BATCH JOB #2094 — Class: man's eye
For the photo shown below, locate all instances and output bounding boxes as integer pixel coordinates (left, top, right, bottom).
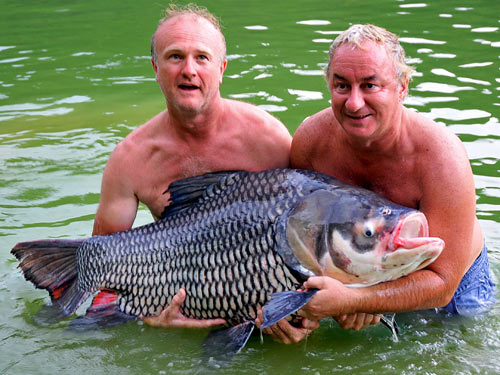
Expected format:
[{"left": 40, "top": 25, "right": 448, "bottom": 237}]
[
  {"left": 199, "top": 55, "right": 208, "bottom": 60},
  {"left": 365, "top": 83, "right": 376, "bottom": 89}
]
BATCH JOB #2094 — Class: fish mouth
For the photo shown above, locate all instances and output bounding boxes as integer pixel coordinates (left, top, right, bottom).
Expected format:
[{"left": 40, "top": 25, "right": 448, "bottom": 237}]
[
  {"left": 384, "top": 211, "right": 445, "bottom": 271},
  {"left": 388, "top": 212, "right": 430, "bottom": 251}
]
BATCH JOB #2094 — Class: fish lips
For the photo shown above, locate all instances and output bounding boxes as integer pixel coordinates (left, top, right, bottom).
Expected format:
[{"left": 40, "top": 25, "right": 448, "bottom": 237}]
[
  {"left": 388, "top": 212, "right": 429, "bottom": 250},
  {"left": 384, "top": 211, "right": 445, "bottom": 271}
]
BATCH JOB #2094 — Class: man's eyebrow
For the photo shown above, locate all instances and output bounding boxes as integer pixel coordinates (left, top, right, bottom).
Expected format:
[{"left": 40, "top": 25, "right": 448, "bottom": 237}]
[
  {"left": 163, "top": 46, "right": 213, "bottom": 56},
  {"left": 333, "top": 73, "right": 378, "bottom": 81}
]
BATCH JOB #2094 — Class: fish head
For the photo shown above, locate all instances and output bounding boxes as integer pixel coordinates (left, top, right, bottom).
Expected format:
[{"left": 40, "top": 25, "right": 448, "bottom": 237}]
[{"left": 281, "top": 188, "right": 445, "bottom": 285}]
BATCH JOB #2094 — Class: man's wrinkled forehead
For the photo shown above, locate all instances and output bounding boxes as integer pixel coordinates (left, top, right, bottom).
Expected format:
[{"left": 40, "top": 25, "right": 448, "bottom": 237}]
[
  {"left": 157, "top": 14, "right": 225, "bottom": 56},
  {"left": 332, "top": 41, "right": 394, "bottom": 72}
]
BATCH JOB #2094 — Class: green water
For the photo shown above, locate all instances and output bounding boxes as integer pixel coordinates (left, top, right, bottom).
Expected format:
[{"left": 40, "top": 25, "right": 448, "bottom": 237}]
[{"left": 1, "top": 0, "right": 499, "bottom": 374}]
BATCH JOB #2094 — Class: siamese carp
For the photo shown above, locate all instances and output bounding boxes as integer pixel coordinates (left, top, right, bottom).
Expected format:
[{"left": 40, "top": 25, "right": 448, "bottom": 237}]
[{"left": 11, "top": 169, "right": 444, "bottom": 355}]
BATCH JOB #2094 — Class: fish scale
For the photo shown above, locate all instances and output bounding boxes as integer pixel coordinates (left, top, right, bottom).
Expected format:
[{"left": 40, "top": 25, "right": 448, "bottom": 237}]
[{"left": 72, "top": 170, "right": 303, "bottom": 325}]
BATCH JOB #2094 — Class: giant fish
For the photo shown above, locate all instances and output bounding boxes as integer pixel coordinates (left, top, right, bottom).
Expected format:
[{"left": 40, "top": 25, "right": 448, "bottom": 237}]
[{"left": 11, "top": 169, "right": 444, "bottom": 356}]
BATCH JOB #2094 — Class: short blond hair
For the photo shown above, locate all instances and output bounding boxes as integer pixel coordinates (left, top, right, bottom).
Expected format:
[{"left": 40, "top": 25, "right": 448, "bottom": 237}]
[
  {"left": 151, "top": 3, "right": 226, "bottom": 63},
  {"left": 325, "top": 24, "right": 414, "bottom": 85}
]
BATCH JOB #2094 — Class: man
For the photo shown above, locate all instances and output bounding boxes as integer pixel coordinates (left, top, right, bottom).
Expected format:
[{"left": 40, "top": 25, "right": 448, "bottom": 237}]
[
  {"left": 92, "top": 4, "right": 318, "bottom": 340},
  {"left": 289, "top": 24, "right": 496, "bottom": 323}
]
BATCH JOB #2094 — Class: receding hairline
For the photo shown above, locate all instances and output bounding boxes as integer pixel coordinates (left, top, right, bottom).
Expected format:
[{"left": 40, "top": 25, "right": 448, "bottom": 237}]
[
  {"left": 324, "top": 24, "right": 415, "bottom": 86},
  {"left": 151, "top": 4, "right": 227, "bottom": 63}
]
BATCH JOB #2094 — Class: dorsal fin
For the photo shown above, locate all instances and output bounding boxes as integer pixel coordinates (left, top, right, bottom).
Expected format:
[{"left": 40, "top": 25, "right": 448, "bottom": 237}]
[{"left": 161, "top": 171, "right": 244, "bottom": 219}]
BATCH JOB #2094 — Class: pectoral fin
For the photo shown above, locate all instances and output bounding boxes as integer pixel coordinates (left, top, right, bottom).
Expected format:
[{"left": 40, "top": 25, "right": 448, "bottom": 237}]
[
  {"left": 202, "top": 321, "right": 255, "bottom": 361},
  {"left": 261, "top": 289, "right": 318, "bottom": 329}
]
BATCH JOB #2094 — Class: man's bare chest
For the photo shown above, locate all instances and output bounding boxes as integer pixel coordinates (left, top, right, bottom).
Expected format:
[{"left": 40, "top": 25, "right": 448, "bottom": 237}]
[{"left": 314, "top": 159, "right": 421, "bottom": 209}]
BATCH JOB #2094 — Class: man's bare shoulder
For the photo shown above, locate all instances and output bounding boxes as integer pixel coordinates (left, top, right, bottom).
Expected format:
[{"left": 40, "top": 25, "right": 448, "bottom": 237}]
[
  {"left": 222, "top": 99, "right": 291, "bottom": 142},
  {"left": 405, "top": 109, "right": 473, "bottom": 191},
  {"left": 221, "top": 99, "right": 292, "bottom": 168},
  {"left": 407, "top": 109, "right": 468, "bottom": 163},
  {"left": 296, "top": 108, "right": 335, "bottom": 138},
  {"left": 291, "top": 108, "right": 336, "bottom": 169},
  {"left": 224, "top": 98, "right": 288, "bottom": 130},
  {"left": 106, "top": 112, "right": 166, "bottom": 170}
]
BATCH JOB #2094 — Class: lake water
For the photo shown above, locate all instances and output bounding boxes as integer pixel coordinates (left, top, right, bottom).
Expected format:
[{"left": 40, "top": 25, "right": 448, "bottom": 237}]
[{"left": 1, "top": 0, "right": 499, "bottom": 374}]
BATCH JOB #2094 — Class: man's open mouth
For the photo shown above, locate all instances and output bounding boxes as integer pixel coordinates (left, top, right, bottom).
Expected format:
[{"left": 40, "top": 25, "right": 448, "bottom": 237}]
[{"left": 179, "top": 84, "right": 199, "bottom": 91}]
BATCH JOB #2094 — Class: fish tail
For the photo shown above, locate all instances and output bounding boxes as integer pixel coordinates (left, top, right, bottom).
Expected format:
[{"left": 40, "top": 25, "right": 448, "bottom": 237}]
[{"left": 11, "top": 239, "right": 91, "bottom": 318}]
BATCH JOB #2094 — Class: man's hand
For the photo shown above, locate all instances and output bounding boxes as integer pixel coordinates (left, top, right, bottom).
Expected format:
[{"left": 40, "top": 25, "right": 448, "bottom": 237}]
[
  {"left": 142, "top": 289, "right": 226, "bottom": 328},
  {"left": 298, "top": 277, "right": 381, "bottom": 331},
  {"left": 297, "top": 276, "right": 353, "bottom": 320},
  {"left": 334, "top": 313, "right": 381, "bottom": 330},
  {"left": 255, "top": 308, "right": 320, "bottom": 344}
]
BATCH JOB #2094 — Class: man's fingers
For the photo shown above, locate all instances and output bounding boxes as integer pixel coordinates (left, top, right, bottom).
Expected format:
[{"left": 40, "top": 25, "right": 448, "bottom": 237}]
[
  {"left": 335, "top": 313, "right": 381, "bottom": 330},
  {"left": 255, "top": 308, "right": 264, "bottom": 328},
  {"left": 175, "top": 317, "right": 226, "bottom": 329},
  {"left": 141, "top": 288, "right": 226, "bottom": 328},
  {"left": 302, "top": 318, "right": 320, "bottom": 331},
  {"left": 169, "top": 289, "right": 186, "bottom": 309},
  {"left": 259, "top": 317, "right": 318, "bottom": 344},
  {"left": 142, "top": 314, "right": 163, "bottom": 327}
]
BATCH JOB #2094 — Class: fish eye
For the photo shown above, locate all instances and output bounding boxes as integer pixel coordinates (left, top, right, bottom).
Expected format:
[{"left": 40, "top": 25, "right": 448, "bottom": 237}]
[
  {"left": 363, "top": 223, "right": 375, "bottom": 238},
  {"left": 382, "top": 208, "right": 391, "bottom": 215}
]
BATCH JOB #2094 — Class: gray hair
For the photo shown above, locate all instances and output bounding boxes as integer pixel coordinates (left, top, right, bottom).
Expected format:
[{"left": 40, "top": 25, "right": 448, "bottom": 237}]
[
  {"left": 150, "top": 3, "right": 226, "bottom": 64},
  {"left": 325, "top": 24, "right": 414, "bottom": 85}
]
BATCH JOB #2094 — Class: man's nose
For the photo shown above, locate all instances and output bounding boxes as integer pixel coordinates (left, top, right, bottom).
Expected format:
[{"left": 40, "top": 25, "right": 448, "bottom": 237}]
[
  {"left": 345, "top": 87, "right": 364, "bottom": 112},
  {"left": 181, "top": 56, "right": 197, "bottom": 77}
]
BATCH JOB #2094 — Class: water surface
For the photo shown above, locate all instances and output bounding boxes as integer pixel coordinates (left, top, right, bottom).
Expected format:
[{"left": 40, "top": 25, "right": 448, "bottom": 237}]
[{"left": 1, "top": 1, "right": 499, "bottom": 374}]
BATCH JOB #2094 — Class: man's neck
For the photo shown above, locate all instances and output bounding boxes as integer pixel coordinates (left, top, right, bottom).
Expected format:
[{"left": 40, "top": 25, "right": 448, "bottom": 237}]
[{"left": 167, "top": 98, "right": 226, "bottom": 143}]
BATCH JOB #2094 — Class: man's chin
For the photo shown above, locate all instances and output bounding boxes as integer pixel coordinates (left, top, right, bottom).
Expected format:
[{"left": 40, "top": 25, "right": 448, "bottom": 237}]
[{"left": 170, "top": 100, "right": 204, "bottom": 114}]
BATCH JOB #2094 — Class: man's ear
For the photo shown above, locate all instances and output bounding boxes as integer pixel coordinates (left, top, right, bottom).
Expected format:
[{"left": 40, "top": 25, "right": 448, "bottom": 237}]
[
  {"left": 152, "top": 59, "right": 159, "bottom": 81},
  {"left": 219, "top": 59, "right": 227, "bottom": 84},
  {"left": 399, "top": 77, "right": 409, "bottom": 100}
]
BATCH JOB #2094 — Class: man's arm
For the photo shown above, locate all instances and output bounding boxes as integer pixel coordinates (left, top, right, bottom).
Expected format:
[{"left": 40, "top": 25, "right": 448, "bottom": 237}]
[{"left": 92, "top": 142, "right": 139, "bottom": 236}]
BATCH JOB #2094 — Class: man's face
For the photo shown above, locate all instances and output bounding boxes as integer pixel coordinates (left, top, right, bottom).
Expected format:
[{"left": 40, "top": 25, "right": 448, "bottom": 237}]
[
  {"left": 328, "top": 40, "right": 407, "bottom": 141},
  {"left": 152, "top": 15, "right": 227, "bottom": 116}
]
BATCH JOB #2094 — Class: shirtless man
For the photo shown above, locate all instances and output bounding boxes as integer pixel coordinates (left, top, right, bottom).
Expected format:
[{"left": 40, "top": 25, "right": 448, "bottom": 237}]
[
  {"left": 290, "top": 24, "right": 496, "bottom": 322},
  {"left": 92, "top": 4, "right": 318, "bottom": 340}
]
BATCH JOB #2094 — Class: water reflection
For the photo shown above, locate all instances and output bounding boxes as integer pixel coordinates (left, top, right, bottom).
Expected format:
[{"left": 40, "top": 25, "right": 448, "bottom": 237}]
[
  {"left": 0, "top": 1, "right": 499, "bottom": 374},
  {"left": 0, "top": 96, "right": 93, "bottom": 121},
  {"left": 288, "top": 89, "right": 323, "bottom": 101},
  {"left": 413, "top": 82, "right": 475, "bottom": 93}
]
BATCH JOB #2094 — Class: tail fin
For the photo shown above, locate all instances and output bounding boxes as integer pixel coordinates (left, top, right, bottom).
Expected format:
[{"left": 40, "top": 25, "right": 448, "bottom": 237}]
[{"left": 11, "top": 239, "right": 91, "bottom": 318}]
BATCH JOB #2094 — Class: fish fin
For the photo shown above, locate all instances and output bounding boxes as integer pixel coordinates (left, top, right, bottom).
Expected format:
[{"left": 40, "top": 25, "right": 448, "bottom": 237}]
[
  {"left": 202, "top": 321, "right": 255, "bottom": 361},
  {"left": 261, "top": 289, "right": 318, "bottom": 329},
  {"left": 11, "top": 239, "right": 91, "bottom": 318},
  {"left": 380, "top": 314, "right": 400, "bottom": 342},
  {"left": 70, "top": 290, "right": 137, "bottom": 330},
  {"left": 161, "top": 171, "right": 245, "bottom": 218}
]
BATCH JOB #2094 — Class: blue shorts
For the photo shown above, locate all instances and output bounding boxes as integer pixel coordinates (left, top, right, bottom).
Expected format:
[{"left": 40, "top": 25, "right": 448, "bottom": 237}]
[{"left": 442, "top": 244, "right": 497, "bottom": 316}]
